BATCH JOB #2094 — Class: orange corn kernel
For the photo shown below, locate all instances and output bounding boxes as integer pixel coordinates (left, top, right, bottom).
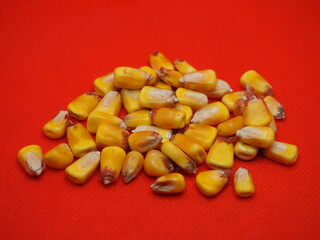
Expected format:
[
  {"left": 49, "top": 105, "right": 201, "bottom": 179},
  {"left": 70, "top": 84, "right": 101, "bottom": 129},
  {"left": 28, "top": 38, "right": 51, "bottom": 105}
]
[
  {"left": 144, "top": 150, "right": 174, "bottom": 177},
  {"left": 128, "top": 131, "right": 162, "bottom": 153},
  {"left": 151, "top": 107, "right": 186, "bottom": 129}
]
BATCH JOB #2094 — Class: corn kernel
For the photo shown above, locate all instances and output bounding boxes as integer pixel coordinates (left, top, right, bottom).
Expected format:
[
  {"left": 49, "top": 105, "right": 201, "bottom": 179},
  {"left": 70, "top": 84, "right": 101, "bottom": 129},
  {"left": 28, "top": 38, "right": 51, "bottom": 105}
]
[
  {"left": 132, "top": 125, "right": 172, "bottom": 142},
  {"left": 263, "top": 95, "right": 285, "bottom": 119},
  {"left": 156, "top": 67, "right": 183, "bottom": 88},
  {"left": 243, "top": 99, "right": 272, "bottom": 126},
  {"left": 217, "top": 116, "right": 244, "bottom": 136},
  {"left": 87, "top": 111, "right": 126, "bottom": 134},
  {"left": 100, "top": 146, "right": 126, "bottom": 185},
  {"left": 240, "top": 70, "right": 273, "bottom": 96},
  {"left": 234, "top": 168, "right": 255, "bottom": 197},
  {"left": 201, "top": 79, "right": 233, "bottom": 99},
  {"left": 65, "top": 151, "right": 100, "bottom": 185},
  {"left": 44, "top": 143, "right": 74, "bottom": 169},
  {"left": 122, "top": 151, "right": 144, "bottom": 183},
  {"left": 191, "top": 102, "right": 230, "bottom": 125},
  {"left": 67, "top": 123, "right": 97, "bottom": 158},
  {"left": 139, "top": 86, "right": 178, "bottom": 108},
  {"left": 93, "top": 91, "right": 121, "bottom": 116},
  {"left": 183, "top": 124, "right": 217, "bottom": 150},
  {"left": 179, "top": 69, "right": 217, "bottom": 92},
  {"left": 43, "top": 110, "right": 69, "bottom": 139},
  {"left": 93, "top": 72, "right": 118, "bottom": 97},
  {"left": 151, "top": 107, "right": 186, "bottom": 129},
  {"left": 67, "top": 91, "right": 99, "bottom": 120},
  {"left": 221, "top": 91, "right": 246, "bottom": 112},
  {"left": 123, "top": 110, "right": 152, "bottom": 128},
  {"left": 128, "top": 131, "right": 162, "bottom": 153},
  {"left": 154, "top": 81, "right": 172, "bottom": 91},
  {"left": 175, "top": 87, "right": 208, "bottom": 110},
  {"left": 120, "top": 89, "right": 142, "bottom": 114},
  {"left": 234, "top": 141, "right": 258, "bottom": 161},
  {"left": 139, "top": 66, "right": 158, "bottom": 85},
  {"left": 173, "top": 104, "right": 193, "bottom": 124},
  {"left": 196, "top": 170, "right": 228, "bottom": 197},
  {"left": 236, "top": 126, "right": 275, "bottom": 148},
  {"left": 161, "top": 141, "right": 197, "bottom": 174},
  {"left": 174, "top": 59, "right": 197, "bottom": 74},
  {"left": 268, "top": 116, "right": 277, "bottom": 132},
  {"left": 263, "top": 141, "right": 298, "bottom": 165},
  {"left": 114, "top": 66, "right": 154, "bottom": 89},
  {"left": 144, "top": 150, "right": 174, "bottom": 177},
  {"left": 206, "top": 137, "right": 234, "bottom": 169},
  {"left": 17, "top": 145, "right": 45, "bottom": 177},
  {"left": 149, "top": 51, "right": 174, "bottom": 70},
  {"left": 151, "top": 173, "right": 185, "bottom": 194}
]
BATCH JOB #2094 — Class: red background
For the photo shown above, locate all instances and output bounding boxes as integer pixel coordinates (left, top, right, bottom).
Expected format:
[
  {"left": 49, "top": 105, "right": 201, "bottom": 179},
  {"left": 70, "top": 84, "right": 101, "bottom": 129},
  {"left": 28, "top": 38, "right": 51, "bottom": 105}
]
[{"left": 1, "top": 0, "right": 320, "bottom": 239}]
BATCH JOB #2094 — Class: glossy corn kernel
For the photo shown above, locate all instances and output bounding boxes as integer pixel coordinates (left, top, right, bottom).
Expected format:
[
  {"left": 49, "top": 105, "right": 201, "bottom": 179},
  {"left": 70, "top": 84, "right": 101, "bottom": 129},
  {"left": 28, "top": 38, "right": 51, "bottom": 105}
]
[
  {"left": 43, "top": 110, "right": 69, "bottom": 139},
  {"left": 174, "top": 59, "right": 197, "bottom": 74},
  {"left": 151, "top": 173, "right": 185, "bottom": 194},
  {"left": 128, "top": 131, "right": 162, "bottom": 153},
  {"left": 236, "top": 126, "right": 275, "bottom": 148},
  {"left": 175, "top": 87, "right": 208, "bottom": 110},
  {"left": 268, "top": 116, "right": 277, "bottom": 132},
  {"left": 206, "top": 137, "right": 234, "bottom": 169},
  {"left": 17, "top": 145, "right": 45, "bottom": 177},
  {"left": 263, "top": 95, "right": 285, "bottom": 119},
  {"left": 144, "top": 150, "right": 174, "bottom": 177},
  {"left": 154, "top": 81, "right": 172, "bottom": 91},
  {"left": 234, "top": 168, "right": 255, "bottom": 197},
  {"left": 191, "top": 102, "right": 230, "bottom": 125},
  {"left": 132, "top": 126, "right": 172, "bottom": 142},
  {"left": 100, "top": 146, "right": 126, "bottom": 185},
  {"left": 93, "top": 72, "right": 118, "bottom": 96},
  {"left": 139, "top": 66, "right": 158, "bottom": 85},
  {"left": 179, "top": 69, "right": 217, "bottom": 92},
  {"left": 122, "top": 151, "right": 144, "bottom": 183},
  {"left": 139, "top": 86, "right": 178, "bottom": 108},
  {"left": 67, "top": 123, "right": 97, "bottom": 158},
  {"left": 263, "top": 141, "right": 298, "bottom": 165},
  {"left": 44, "top": 143, "right": 74, "bottom": 169},
  {"left": 149, "top": 51, "right": 174, "bottom": 70},
  {"left": 221, "top": 91, "right": 246, "bottom": 112},
  {"left": 217, "top": 116, "right": 244, "bottom": 136},
  {"left": 87, "top": 111, "right": 126, "bottom": 134},
  {"left": 93, "top": 91, "right": 121, "bottom": 116},
  {"left": 171, "top": 133, "right": 207, "bottom": 165},
  {"left": 173, "top": 104, "right": 193, "bottom": 124},
  {"left": 65, "top": 151, "right": 100, "bottom": 185},
  {"left": 183, "top": 124, "right": 217, "bottom": 150},
  {"left": 123, "top": 110, "right": 152, "bottom": 128},
  {"left": 234, "top": 141, "right": 258, "bottom": 161},
  {"left": 96, "top": 122, "right": 130, "bottom": 150},
  {"left": 201, "top": 79, "right": 233, "bottom": 99},
  {"left": 243, "top": 99, "right": 272, "bottom": 126},
  {"left": 114, "top": 66, "right": 154, "bottom": 89},
  {"left": 196, "top": 170, "right": 228, "bottom": 197},
  {"left": 151, "top": 107, "right": 186, "bottom": 129},
  {"left": 156, "top": 68, "right": 182, "bottom": 88},
  {"left": 240, "top": 70, "right": 273, "bottom": 96},
  {"left": 232, "top": 88, "right": 257, "bottom": 116},
  {"left": 67, "top": 92, "right": 99, "bottom": 120},
  {"left": 120, "top": 89, "right": 142, "bottom": 114},
  {"left": 161, "top": 141, "right": 197, "bottom": 174}
]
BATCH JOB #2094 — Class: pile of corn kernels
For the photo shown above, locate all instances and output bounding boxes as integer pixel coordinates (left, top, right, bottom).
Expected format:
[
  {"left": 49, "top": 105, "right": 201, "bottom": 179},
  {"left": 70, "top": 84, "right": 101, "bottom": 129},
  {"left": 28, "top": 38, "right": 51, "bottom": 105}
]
[{"left": 17, "top": 51, "right": 298, "bottom": 197}]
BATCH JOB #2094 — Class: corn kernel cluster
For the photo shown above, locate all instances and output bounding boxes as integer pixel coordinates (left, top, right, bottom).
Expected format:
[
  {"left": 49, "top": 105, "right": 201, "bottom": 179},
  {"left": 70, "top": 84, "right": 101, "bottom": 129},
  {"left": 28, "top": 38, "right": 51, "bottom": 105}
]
[{"left": 18, "top": 51, "right": 298, "bottom": 198}]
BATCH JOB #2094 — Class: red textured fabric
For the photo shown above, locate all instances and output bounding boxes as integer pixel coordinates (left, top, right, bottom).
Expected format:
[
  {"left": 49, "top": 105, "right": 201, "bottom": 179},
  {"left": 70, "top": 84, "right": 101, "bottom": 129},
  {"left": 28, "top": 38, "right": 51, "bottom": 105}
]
[{"left": 1, "top": 0, "right": 320, "bottom": 239}]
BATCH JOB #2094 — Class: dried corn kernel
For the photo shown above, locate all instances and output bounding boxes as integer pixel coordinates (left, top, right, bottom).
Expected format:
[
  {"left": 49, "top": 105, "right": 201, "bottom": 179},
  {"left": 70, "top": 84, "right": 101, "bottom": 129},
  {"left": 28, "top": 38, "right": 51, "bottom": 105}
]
[
  {"left": 175, "top": 87, "right": 208, "bottom": 110},
  {"left": 151, "top": 173, "right": 185, "bottom": 194},
  {"left": 65, "top": 151, "right": 100, "bottom": 185},
  {"left": 156, "top": 68, "right": 183, "bottom": 88},
  {"left": 201, "top": 79, "right": 233, "bottom": 99},
  {"left": 243, "top": 99, "right": 272, "bottom": 126},
  {"left": 123, "top": 110, "right": 152, "bottom": 128},
  {"left": 132, "top": 125, "right": 172, "bottom": 142},
  {"left": 217, "top": 116, "right": 244, "bottom": 136},
  {"left": 122, "top": 151, "right": 144, "bottom": 183},
  {"left": 268, "top": 116, "right": 277, "bottom": 132},
  {"left": 87, "top": 111, "right": 126, "bottom": 134},
  {"left": 206, "top": 137, "right": 234, "bottom": 169},
  {"left": 139, "top": 86, "right": 178, "bottom": 108},
  {"left": 240, "top": 70, "right": 273, "bottom": 96},
  {"left": 44, "top": 143, "right": 74, "bottom": 169},
  {"left": 128, "top": 131, "right": 162, "bottom": 153},
  {"left": 139, "top": 66, "right": 158, "bottom": 85},
  {"left": 67, "top": 92, "right": 99, "bottom": 120},
  {"left": 144, "top": 150, "right": 174, "bottom": 177},
  {"left": 174, "top": 59, "right": 197, "bottom": 74},
  {"left": 120, "top": 89, "right": 142, "bottom": 113},
  {"left": 196, "top": 170, "right": 228, "bottom": 197},
  {"left": 234, "top": 141, "right": 258, "bottom": 161},
  {"left": 43, "top": 110, "right": 69, "bottom": 139},
  {"left": 93, "top": 91, "right": 121, "bottom": 116},
  {"left": 263, "top": 95, "right": 285, "bottom": 119},
  {"left": 179, "top": 69, "right": 217, "bottom": 92},
  {"left": 154, "top": 81, "right": 172, "bottom": 91},
  {"left": 183, "top": 124, "right": 217, "bottom": 150},
  {"left": 173, "top": 104, "right": 193, "bottom": 124},
  {"left": 236, "top": 126, "right": 274, "bottom": 148},
  {"left": 93, "top": 72, "right": 118, "bottom": 97},
  {"left": 234, "top": 168, "right": 255, "bottom": 197},
  {"left": 221, "top": 91, "right": 246, "bottom": 112},
  {"left": 18, "top": 145, "right": 45, "bottom": 177},
  {"left": 151, "top": 107, "right": 186, "bottom": 129},
  {"left": 114, "top": 66, "right": 154, "bottom": 89},
  {"left": 191, "top": 102, "right": 230, "bottom": 125},
  {"left": 150, "top": 51, "right": 174, "bottom": 70},
  {"left": 263, "top": 141, "right": 298, "bottom": 165}
]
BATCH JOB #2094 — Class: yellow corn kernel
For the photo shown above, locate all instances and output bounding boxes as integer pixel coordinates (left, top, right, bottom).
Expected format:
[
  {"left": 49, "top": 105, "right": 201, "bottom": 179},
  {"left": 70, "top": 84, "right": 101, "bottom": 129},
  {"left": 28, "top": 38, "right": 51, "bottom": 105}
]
[
  {"left": 43, "top": 110, "right": 69, "bottom": 139},
  {"left": 171, "top": 133, "right": 207, "bottom": 165},
  {"left": 234, "top": 141, "right": 258, "bottom": 161},
  {"left": 217, "top": 116, "right": 244, "bottom": 137},
  {"left": 67, "top": 123, "right": 97, "bottom": 158},
  {"left": 100, "top": 146, "right": 126, "bottom": 185},
  {"left": 132, "top": 125, "right": 172, "bottom": 142},
  {"left": 161, "top": 141, "right": 197, "bottom": 174},
  {"left": 154, "top": 81, "right": 172, "bottom": 91},
  {"left": 151, "top": 173, "right": 185, "bottom": 194},
  {"left": 191, "top": 102, "right": 230, "bottom": 125},
  {"left": 263, "top": 141, "right": 298, "bottom": 165},
  {"left": 151, "top": 107, "right": 186, "bottom": 129},
  {"left": 93, "top": 91, "right": 121, "bottom": 116},
  {"left": 17, "top": 145, "right": 45, "bottom": 177},
  {"left": 139, "top": 66, "right": 158, "bottom": 85},
  {"left": 174, "top": 59, "right": 197, "bottom": 74},
  {"left": 156, "top": 68, "right": 183, "bottom": 88},
  {"left": 128, "top": 131, "right": 162, "bottom": 153},
  {"left": 243, "top": 99, "right": 272, "bottom": 126},
  {"left": 201, "top": 79, "right": 233, "bottom": 99},
  {"left": 139, "top": 86, "right": 178, "bottom": 108},
  {"left": 179, "top": 69, "right": 217, "bottom": 92},
  {"left": 175, "top": 87, "right": 208, "bottom": 110},
  {"left": 263, "top": 95, "right": 285, "bottom": 119},
  {"left": 183, "top": 124, "right": 217, "bottom": 150},
  {"left": 234, "top": 168, "right": 255, "bottom": 197},
  {"left": 93, "top": 72, "right": 118, "bottom": 97},
  {"left": 236, "top": 126, "right": 275, "bottom": 148},
  {"left": 268, "top": 116, "right": 277, "bottom": 132},
  {"left": 123, "top": 110, "right": 152, "bottom": 128},
  {"left": 65, "top": 151, "right": 100, "bottom": 185},
  {"left": 206, "top": 137, "right": 234, "bottom": 169},
  {"left": 149, "top": 51, "right": 174, "bottom": 70},
  {"left": 96, "top": 122, "right": 130, "bottom": 150},
  {"left": 196, "top": 170, "right": 228, "bottom": 197},
  {"left": 144, "top": 150, "right": 174, "bottom": 177},
  {"left": 221, "top": 91, "right": 246, "bottom": 112},
  {"left": 120, "top": 89, "right": 142, "bottom": 114},
  {"left": 113, "top": 66, "right": 154, "bottom": 89},
  {"left": 44, "top": 143, "right": 74, "bottom": 169},
  {"left": 122, "top": 151, "right": 144, "bottom": 183},
  {"left": 67, "top": 92, "right": 99, "bottom": 120},
  {"left": 87, "top": 111, "right": 126, "bottom": 134},
  {"left": 173, "top": 104, "right": 193, "bottom": 124},
  {"left": 240, "top": 70, "right": 273, "bottom": 96}
]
